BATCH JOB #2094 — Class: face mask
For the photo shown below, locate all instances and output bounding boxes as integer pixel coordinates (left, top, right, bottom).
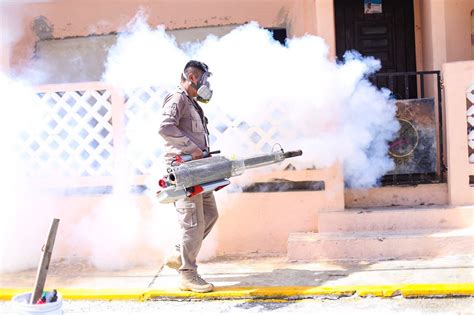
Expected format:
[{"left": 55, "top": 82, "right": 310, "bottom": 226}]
[
  {"left": 195, "top": 71, "right": 213, "bottom": 104},
  {"left": 183, "top": 71, "right": 213, "bottom": 103}
]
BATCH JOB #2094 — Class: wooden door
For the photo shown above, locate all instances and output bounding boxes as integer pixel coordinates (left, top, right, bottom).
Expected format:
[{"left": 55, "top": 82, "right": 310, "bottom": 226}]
[{"left": 335, "top": 0, "right": 417, "bottom": 98}]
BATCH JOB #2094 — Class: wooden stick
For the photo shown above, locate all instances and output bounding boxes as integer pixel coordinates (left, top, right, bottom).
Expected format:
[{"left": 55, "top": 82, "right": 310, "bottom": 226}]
[{"left": 30, "top": 218, "right": 60, "bottom": 304}]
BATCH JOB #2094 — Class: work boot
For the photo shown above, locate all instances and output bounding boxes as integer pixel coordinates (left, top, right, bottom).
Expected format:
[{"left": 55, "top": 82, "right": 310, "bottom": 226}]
[
  {"left": 180, "top": 270, "right": 214, "bottom": 293},
  {"left": 165, "top": 252, "right": 182, "bottom": 270}
]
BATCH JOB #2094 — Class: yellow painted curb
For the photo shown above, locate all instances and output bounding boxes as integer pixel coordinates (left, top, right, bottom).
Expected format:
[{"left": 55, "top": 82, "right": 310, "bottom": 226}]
[
  {"left": 144, "top": 286, "right": 357, "bottom": 300},
  {"left": 58, "top": 288, "right": 145, "bottom": 301},
  {"left": 401, "top": 284, "right": 474, "bottom": 297},
  {"left": 0, "top": 288, "right": 146, "bottom": 301},
  {"left": 1, "top": 284, "right": 473, "bottom": 301},
  {"left": 0, "top": 289, "right": 27, "bottom": 301}
]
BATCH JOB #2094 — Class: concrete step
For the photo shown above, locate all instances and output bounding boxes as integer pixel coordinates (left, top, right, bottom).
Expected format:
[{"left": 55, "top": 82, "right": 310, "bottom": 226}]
[
  {"left": 318, "top": 205, "right": 474, "bottom": 233},
  {"left": 287, "top": 228, "right": 474, "bottom": 261}
]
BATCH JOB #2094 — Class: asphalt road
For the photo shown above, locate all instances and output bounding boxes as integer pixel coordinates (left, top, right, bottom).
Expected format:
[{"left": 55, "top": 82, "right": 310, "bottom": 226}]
[{"left": 2, "top": 297, "right": 474, "bottom": 314}]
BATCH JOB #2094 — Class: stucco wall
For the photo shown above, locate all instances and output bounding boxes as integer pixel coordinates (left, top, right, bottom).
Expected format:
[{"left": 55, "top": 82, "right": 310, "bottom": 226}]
[
  {"left": 443, "top": 60, "right": 474, "bottom": 206},
  {"left": 3, "top": 0, "right": 471, "bottom": 73},
  {"left": 419, "top": 0, "right": 473, "bottom": 72},
  {"left": 345, "top": 183, "right": 448, "bottom": 208},
  {"left": 33, "top": 25, "right": 240, "bottom": 83},
  {"left": 0, "top": 0, "right": 338, "bottom": 71},
  {"left": 414, "top": 0, "right": 424, "bottom": 72},
  {"left": 2, "top": 1, "right": 472, "bottom": 69},
  {"left": 444, "top": 0, "right": 474, "bottom": 62}
]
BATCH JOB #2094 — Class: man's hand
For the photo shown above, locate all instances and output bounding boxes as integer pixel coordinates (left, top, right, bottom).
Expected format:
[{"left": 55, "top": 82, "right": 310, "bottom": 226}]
[{"left": 191, "top": 148, "right": 204, "bottom": 160}]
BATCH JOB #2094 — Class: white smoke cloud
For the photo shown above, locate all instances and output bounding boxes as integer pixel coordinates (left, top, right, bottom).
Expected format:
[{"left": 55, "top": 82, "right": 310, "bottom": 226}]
[
  {"left": 70, "top": 189, "right": 180, "bottom": 270},
  {"left": 77, "top": 16, "right": 398, "bottom": 269},
  {"left": 0, "top": 73, "right": 59, "bottom": 273},
  {"left": 0, "top": 5, "right": 65, "bottom": 271},
  {"left": 102, "top": 18, "right": 399, "bottom": 188},
  {"left": 102, "top": 14, "right": 187, "bottom": 91}
]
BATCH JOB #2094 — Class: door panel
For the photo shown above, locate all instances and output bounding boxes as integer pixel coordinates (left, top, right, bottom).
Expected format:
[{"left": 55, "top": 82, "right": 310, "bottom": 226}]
[{"left": 335, "top": 0, "right": 417, "bottom": 98}]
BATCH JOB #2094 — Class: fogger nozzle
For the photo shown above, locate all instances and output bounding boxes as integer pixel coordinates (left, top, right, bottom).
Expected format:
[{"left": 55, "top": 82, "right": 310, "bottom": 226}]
[
  {"left": 283, "top": 150, "right": 303, "bottom": 159},
  {"left": 156, "top": 149, "right": 303, "bottom": 203}
]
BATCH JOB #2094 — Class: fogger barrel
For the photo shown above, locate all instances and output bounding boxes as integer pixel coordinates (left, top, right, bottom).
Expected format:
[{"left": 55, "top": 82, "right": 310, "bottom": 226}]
[{"left": 157, "top": 150, "right": 303, "bottom": 203}]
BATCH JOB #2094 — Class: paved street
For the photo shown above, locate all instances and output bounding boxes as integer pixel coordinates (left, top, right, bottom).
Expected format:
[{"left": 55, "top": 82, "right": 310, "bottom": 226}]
[{"left": 2, "top": 297, "right": 474, "bottom": 314}]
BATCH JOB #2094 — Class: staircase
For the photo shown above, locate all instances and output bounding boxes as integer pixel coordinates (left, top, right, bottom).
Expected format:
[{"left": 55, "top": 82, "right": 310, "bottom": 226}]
[{"left": 288, "top": 205, "right": 474, "bottom": 261}]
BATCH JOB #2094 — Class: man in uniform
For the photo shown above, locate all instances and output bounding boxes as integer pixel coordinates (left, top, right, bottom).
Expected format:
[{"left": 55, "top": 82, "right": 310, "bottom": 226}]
[{"left": 158, "top": 60, "right": 218, "bottom": 293}]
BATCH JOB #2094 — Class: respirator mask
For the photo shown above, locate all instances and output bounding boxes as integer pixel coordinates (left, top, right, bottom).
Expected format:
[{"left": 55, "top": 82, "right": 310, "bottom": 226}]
[
  {"left": 183, "top": 64, "right": 213, "bottom": 103},
  {"left": 195, "top": 71, "right": 213, "bottom": 103}
]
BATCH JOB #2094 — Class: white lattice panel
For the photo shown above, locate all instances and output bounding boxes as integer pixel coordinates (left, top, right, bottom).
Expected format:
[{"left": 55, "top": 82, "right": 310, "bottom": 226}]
[
  {"left": 206, "top": 105, "right": 298, "bottom": 171},
  {"left": 19, "top": 89, "right": 114, "bottom": 177},
  {"left": 124, "top": 86, "right": 168, "bottom": 175},
  {"left": 124, "top": 87, "right": 296, "bottom": 175},
  {"left": 20, "top": 85, "right": 299, "bottom": 179},
  {"left": 206, "top": 107, "right": 280, "bottom": 153},
  {"left": 467, "top": 84, "right": 474, "bottom": 164},
  {"left": 212, "top": 108, "right": 300, "bottom": 171}
]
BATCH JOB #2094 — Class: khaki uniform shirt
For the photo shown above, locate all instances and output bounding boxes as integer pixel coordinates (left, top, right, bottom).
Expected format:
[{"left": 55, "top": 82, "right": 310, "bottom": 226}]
[{"left": 159, "top": 85, "right": 210, "bottom": 161}]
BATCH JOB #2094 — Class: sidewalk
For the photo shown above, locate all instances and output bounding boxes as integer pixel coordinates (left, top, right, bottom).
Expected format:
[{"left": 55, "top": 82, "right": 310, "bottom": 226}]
[{"left": 1, "top": 255, "right": 473, "bottom": 301}]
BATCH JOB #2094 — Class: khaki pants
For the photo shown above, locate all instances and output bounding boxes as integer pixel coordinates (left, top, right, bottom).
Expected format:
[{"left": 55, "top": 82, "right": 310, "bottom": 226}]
[{"left": 174, "top": 192, "right": 218, "bottom": 271}]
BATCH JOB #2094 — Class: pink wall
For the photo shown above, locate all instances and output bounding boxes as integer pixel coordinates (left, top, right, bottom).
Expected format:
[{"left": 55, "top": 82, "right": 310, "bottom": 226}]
[
  {"left": 444, "top": 0, "right": 474, "bottom": 62},
  {"left": 3, "top": 0, "right": 472, "bottom": 73},
  {"left": 0, "top": 0, "right": 338, "bottom": 70},
  {"left": 345, "top": 183, "right": 448, "bottom": 208},
  {"left": 419, "top": 0, "right": 474, "bottom": 72},
  {"left": 443, "top": 60, "right": 474, "bottom": 206},
  {"left": 216, "top": 167, "right": 344, "bottom": 255},
  {"left": 420, "top": 0, "right": 447, "bottom": 72}
]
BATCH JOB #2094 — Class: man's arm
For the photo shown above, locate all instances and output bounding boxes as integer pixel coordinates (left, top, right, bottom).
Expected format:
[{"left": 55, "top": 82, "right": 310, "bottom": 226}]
[{"left": 159, "top": 94, "right": 201, "bottom": 156}]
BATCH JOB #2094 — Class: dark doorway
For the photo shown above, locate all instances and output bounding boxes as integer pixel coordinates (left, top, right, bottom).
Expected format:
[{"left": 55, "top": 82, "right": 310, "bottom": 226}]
[
  {"left": 266, "top": 28, "right": 287, "bottom": 46},
  {"left": 334, "top": 0, "right": 417, "bottom": 99}
]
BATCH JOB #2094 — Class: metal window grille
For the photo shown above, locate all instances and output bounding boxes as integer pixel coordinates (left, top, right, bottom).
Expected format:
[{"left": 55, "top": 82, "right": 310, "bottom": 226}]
[{"left": 369, "top": 71, "right": 446, "bottom": 185}]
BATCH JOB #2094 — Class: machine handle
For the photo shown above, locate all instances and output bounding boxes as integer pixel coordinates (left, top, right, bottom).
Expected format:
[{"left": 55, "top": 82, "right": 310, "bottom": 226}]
[{"left": 175, "top": 150, "right": 221, "bottom": 163}]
